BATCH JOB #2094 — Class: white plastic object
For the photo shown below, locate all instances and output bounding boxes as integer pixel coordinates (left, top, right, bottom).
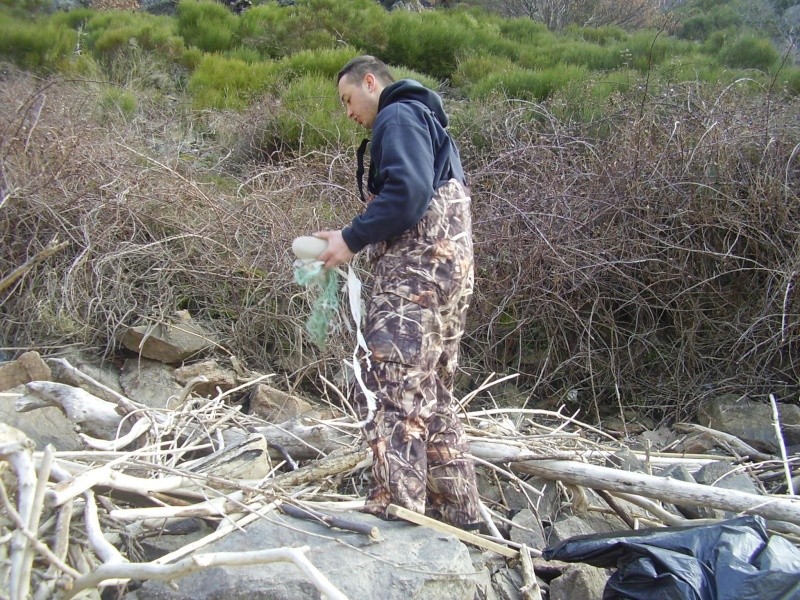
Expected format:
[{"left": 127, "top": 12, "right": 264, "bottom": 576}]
[{"left": 292, "top": 236, "right": 328, "bottom": 260}]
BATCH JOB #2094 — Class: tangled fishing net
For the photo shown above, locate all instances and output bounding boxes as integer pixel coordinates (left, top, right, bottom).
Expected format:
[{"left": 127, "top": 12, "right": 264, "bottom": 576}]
[{"left": 293, "top": 258, "right": 341, "bottom": 349}]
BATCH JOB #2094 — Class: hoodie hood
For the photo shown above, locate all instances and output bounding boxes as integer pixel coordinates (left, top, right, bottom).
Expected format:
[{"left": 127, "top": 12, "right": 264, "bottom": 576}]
[{"left": 378, "top": 79, "right": 449, "bottom": 127}]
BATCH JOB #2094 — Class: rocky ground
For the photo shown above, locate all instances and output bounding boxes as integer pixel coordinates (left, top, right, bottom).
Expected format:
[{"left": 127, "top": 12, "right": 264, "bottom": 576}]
[{"left": 2, "top": 313, "right": 800, "bottom": 599}]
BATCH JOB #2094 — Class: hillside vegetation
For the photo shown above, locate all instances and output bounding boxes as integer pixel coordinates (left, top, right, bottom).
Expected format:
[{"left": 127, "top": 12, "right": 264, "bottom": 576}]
[{"left": 1, "top": 0, "right": 799, "bottom": 424}]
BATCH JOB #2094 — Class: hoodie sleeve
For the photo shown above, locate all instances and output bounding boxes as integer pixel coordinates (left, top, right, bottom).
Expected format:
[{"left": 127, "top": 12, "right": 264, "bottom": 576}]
[{"left": 342, "top": 104, "right": 435, "bottom": 253}]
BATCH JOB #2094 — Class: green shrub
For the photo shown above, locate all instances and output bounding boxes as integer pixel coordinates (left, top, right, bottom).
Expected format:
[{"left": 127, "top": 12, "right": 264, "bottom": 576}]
[
  {"left": 50, "top": 8, "right": 94, "bottom": 29},
  {"left": 248, "top": 73, "right": 359, "bottom": 154},
  {"left": 451, "top": 53, "right": 516, "bottom": 89},
  {"left": 656, "top": 54, "right": 724, "bottom": 85},
  {"left": 301, "top": 0, "right": 387, "bottom": 56},
  {"left": 569, "top": 25, "right": 627, "bottom": 46},
  {"left": 276, "top": 74, "right": 355, "bottom": 151},
  {"left": 611, "top": 31, "right": 690, "bottom": 72},
  {"left": 0, "top": 15, "right": 77, "bottom": 71},
  {"left": 678, "top": 5, "right": 741, "bottom": 41},
  {"left": 98, "top": 86, "right": 137, "bottom": 120},
  {"left": 188, "top": 54, "right": 277, "bottom": 109},
  {"left": 84, "top": 11, "right": 183, "bottom": 59},
  {"left": 177, "top": 0, "right": 238, "bottom": 53},
  {"left": 779, "top": 65, "right": 800, "bottom": 96},
  {"left": 237, "top": 2, "right": 336, "bottom": 59},
  {"left": 718, "top": 33, "right": 779, "bottom": 71},
  {"left": 383, "top": 10, "right": 472, "bottom": 80},
  {"left": 497, "top": 17, "right": 550, "bottom": 43},
  {"left": 275, "top": 47, "right": 356, "bottom": 82},
  {"left": 470, "top": 64, "right": 588, "bottom": 102}
]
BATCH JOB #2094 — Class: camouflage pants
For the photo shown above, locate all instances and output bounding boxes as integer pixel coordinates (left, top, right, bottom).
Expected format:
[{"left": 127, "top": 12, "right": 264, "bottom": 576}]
[{"left": 357, "top": 179, "right": 481, "bottom": 528}]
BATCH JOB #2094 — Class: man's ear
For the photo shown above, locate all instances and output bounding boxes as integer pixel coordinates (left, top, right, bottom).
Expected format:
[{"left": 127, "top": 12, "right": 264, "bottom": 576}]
[{"left": 364, "top": 73, "right": 375, "bottom": 92}]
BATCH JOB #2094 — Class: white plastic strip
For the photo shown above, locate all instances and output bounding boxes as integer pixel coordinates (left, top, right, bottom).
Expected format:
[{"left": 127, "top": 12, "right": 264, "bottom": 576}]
[{"left": 346, "top": 265, "right": 376, "bottom": 425}]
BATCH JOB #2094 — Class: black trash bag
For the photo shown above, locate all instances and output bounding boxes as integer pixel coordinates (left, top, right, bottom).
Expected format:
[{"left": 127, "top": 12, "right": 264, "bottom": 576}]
[{"left": 542, "top": 515, "right": 800, "bottom": 600}]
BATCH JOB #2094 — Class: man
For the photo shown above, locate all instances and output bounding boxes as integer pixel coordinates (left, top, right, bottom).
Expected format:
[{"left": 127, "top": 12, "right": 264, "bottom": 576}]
[{"left": 315, "top": 55, "right": 481, "bottom": 530}]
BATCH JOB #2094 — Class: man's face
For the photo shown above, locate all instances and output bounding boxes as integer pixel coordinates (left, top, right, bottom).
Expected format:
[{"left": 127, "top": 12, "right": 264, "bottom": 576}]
[{"left": 338, "top": 73, "right": 380, "bottom": 130}]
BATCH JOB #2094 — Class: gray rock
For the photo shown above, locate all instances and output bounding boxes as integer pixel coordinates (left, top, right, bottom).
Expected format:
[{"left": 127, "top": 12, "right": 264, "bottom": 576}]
[
  {"left": 118, "top": 310, "right": 215, "bottom": 364},
  {"left": 547, "top": 514, "right": 623, "bottom": 546},
  {"left": 131, "top": 511, "right": 480, "bottom": 600},
  {"left": 490, "top": 566, "right": 523, "bottom": 600},
  {"left": 510, "top": 509, "right": 547, "bottom": 551},
  {"left": 120, "top": 359, "right": 182, "bottom": 410},
  {"left": 693, "top": 461, "right": 760, "bottom": 495},
  {"left": 548, "top": 564, "right": 609, "bottom": 600},
  {"left": 250, "top": 384, "right": 314, "bottom": 422},
  {"left": 604, "top": 448, "right": 647, "bottom": 473},
  {"left": 0, "top": 389, "right": 81, "bottom": 451},
  {"left": 657, "top": 464, "right": 714, "bottom": 519},
  {"left": 697, "top": 394, "right": 800, "bottom": 452},
  {"left": 173, "top": 359, "right": 236, "bottom": 398},
  {"left": 0, "top": 351, "right": 50, "bottom": 392}
]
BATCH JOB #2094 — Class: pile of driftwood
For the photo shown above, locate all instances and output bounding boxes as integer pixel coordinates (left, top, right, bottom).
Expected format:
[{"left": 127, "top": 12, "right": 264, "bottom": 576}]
[{"left": 2, "top": 360, "right": 800, "bottom": 600}]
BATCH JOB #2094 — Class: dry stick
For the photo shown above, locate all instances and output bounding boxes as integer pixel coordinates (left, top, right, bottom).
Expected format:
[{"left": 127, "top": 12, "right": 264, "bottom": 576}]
[
  {"left": 0, "top": 237, "right": 69, "bottom": 294},
  {"left": 153, "top": 501, "right": 281, "bottom": 565},
  {"left": 61, "top": 547, "right": 350, "bottom": 600},
  {"left": 281, "top": 503, "right": 380, "bottom": 541},
  {"left": 674, "top": 423, "right": 774, "bottom": 462},
  {"left": 18, "top": 445, "right": 55, "bottom": 597},
  {"left": 80, "top": 416, "right": 152, "bottom": 451},
  {"left": 596, "top": 489, "right": 636, "bottom": 529},
  {"left": 83, "top": 490, "right": 127, "bottom": 566},
  {"left": 386, "top": 505, "right": 519, "bottom": 559},
  {"left": 477, "top": 501, "right": 505, "bottom": 540},
  {"left": 0, "top": 480, "right": 81, "bottom": 579},
  {"left": 769, "top": 394, "right": 795, "bottom": 496},
  {"left": 469, "top": 440, "right": 800, "bottom": 526},
  {"left": 2, "top": 437, "right": 37, "bottom": 600},
  {"left": 519, "top": 545, "right": 543, "bottom": 600},
  {"left": 33, "top": 498, "right": 76, "bottom": 600},
  {"left": 47, "top": 357, "right": 148, "bottom": 415},
  {"left": 47, "top": 463, "right": 200, "bottom": 507}
]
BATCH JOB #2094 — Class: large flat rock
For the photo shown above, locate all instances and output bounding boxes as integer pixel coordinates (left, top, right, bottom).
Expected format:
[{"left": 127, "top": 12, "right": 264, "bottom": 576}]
[{"left": 129, "top": 510, "right": 481, "bottom": 600}]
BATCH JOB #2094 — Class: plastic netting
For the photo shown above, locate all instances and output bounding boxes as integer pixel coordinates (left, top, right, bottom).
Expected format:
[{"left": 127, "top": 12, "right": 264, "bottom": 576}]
[{"left": 293, "top": 259, "right": 341, "bottom": 349}]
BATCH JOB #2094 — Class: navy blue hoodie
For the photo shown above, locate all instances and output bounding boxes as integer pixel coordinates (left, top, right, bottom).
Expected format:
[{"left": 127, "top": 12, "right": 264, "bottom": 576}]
[{"left": 341, "top": 80, "right": 465, "bottom": 253}]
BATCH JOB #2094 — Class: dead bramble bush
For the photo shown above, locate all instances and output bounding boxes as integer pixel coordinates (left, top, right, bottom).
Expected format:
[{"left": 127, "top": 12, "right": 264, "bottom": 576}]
[{"left": 1, "top": 66, "right": 799, "bottom": 425}]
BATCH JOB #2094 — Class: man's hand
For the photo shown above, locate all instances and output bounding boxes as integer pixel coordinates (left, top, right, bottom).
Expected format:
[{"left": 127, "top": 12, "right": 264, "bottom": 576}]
[{"left": 314, "top": 229, "right": 355, "bottom": 269}]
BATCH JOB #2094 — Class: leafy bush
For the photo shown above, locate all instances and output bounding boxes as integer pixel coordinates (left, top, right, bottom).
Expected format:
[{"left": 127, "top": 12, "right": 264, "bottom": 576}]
[
  {"left": 242, "top": 73, "right": 358, "bottom": 156},
  {"left": 177, "top": 0, "right": 238, "bottom": 53},
  {"left": 188, "top": 54, "right": 277, "bottom": 109},
  {"left": 451, "top": 54, "right": 516, "bottom": 90},
  {"left": 237, "top": 2, "right": 336, "bottom": 59},
  {"left": 382, "top": 10, "right": 473, "bottom": 80},
  {"left": 84, "top": 11, "right": 183, "bottom": 59},
  {"left": 470, "top": 64, "right": 588, "bottom": 102},
  {"left": 0, "top": 15, "right": 77, "bottom": 71},
  {"left": 276, "top": 47, "right": 357, "bottom": 82},
  {"left": 718, "top": 33, "right": 779, "bottom": 70},
  {"left": 98, "top": 86, "right": 137, "bottom": 120},
  {"left": 779, "top": 65, "right": 800, "bottom": 95},
  {"left": 678, "top": 5, "right": 741, "bottom": 40},
  {"left": 569, "top": 24, "right": 627, "bottom": 46}
]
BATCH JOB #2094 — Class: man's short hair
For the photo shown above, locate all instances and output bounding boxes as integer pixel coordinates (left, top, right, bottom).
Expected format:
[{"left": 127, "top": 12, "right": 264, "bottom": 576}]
[{"left": 337, "top": 55, "right": 395, "bottom": 86}]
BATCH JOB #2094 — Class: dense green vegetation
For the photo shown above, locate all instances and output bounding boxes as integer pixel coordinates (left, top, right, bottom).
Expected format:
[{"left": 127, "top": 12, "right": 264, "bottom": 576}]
[{"left": 1, "top": 0, "right": 797, "bottom": 130}]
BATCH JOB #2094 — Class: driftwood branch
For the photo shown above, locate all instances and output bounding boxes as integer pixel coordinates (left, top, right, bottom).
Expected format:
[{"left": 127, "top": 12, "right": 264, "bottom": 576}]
[
  {"left": 60, "top": 546, "right": 349, "bottom": 600},
  {"left": 18, "top": 381, "right": 125, "bottom": 440},
  {"left": 469, "top": 439, "right": 800, "bottom": 526},
  {"left": 280, "top": 503, "right": 381, "bottom": 541},
  {"left": 386, "top": 504, "right": 519, "bottom": 559}
]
